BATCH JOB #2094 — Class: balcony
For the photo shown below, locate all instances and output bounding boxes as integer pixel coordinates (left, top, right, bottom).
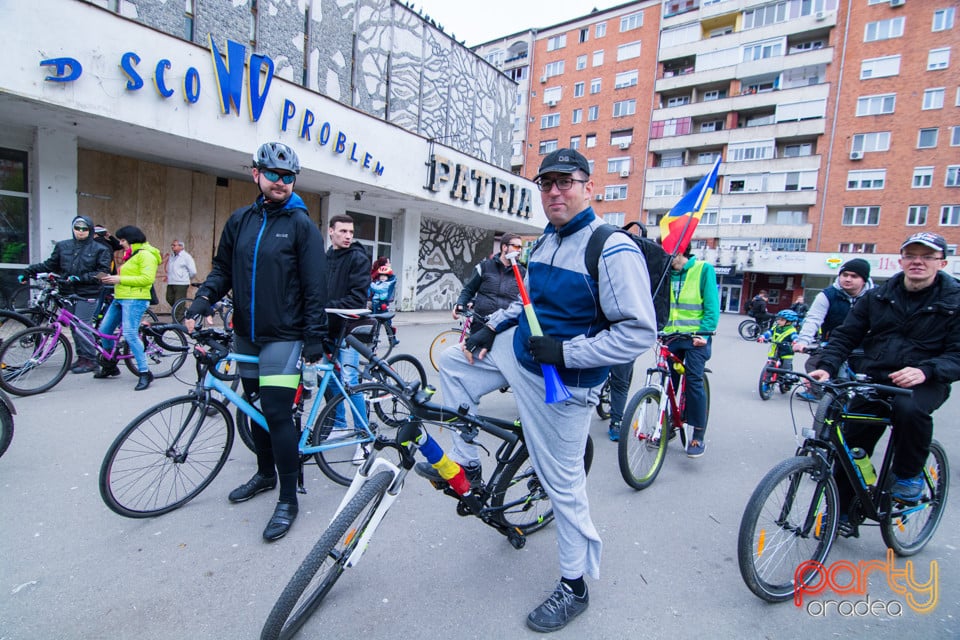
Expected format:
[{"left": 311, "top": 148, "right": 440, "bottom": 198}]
[
  {"left": 657, "top": 46, "right": 833, "bottom": 93},
  {"left": 652, "top": 82, "right": 830, "bottom": 124},
  {"left": 643, "top": 189, "right": 818, "bottom": 212},
  {"left": 648, "top": 117, "right": 827, "bottom": 152}
]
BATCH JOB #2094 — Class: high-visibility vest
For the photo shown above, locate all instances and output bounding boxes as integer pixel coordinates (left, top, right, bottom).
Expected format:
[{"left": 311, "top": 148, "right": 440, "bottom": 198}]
[{"left": 664, "top": 261, "right": 706, "bottom": 334}]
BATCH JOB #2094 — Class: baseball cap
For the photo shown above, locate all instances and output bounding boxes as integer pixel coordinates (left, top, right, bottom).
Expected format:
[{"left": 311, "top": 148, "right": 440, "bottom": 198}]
[
  {"left": 900, "top": 232, "right": 947, "bottom": 255},
  {"left": 534, "top": 149, "right": 591, "bottom": 181}
]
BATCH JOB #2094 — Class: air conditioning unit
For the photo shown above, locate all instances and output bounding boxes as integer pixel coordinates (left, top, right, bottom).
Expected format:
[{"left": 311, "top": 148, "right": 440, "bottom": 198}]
[
  {"left": 546, "top": 100, "right": 557, "bottom": 107},
  {"left": 890, "top": 0, "right": 904, "bottom": 7},
  {"left": 539, "top": 75, "right": 548, "bottom": 84},
  {"left": 595, "top": 194, "right": 604, "bottom": 201},
  {"left": 619, "top": 170, "right": 630, "bottom": 178},
  {"left": 850, "top": 150, "right": 864, "bottom": 161},
  {"left": 815, "top": 11, "right": 827, "bottom": 21},
  {"left": 618, "top": 142, "right": 630, "bottom": 150}
]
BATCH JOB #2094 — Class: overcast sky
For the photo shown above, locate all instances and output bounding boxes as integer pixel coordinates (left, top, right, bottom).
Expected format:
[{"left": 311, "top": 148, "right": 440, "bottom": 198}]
[{"left": 409, "top": 1, "right": 620, "bottom": 47}]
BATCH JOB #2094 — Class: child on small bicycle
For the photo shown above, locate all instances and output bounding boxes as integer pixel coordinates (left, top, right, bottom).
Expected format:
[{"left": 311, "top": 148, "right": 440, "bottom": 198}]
[
  {"left": 758, "top": 309, "right": 800, "bottom": 372},
  {"left": 369, "top": 261, "right": 398, "bottom": 346}
]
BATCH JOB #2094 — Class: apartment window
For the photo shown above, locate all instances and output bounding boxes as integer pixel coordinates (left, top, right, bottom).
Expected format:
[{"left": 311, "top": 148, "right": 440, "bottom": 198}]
[
  {"left": 547, "top": 34, "right": 566, "bottom": 51},
  {"left": 579, "top": 28, "right": 589, "bottom": 43},
  {"left": 620, "top": 11, "right": 643, "bottom": 32},
  {"left": 588, "top": 106, "right": 599, "bottom": 121},
  {"left": 540, "top": 114, "right": 560, "bottom": 129},
  {"left": 702, "top": 89, "right": 726, "bottom": 101},
  {"left": 614, "top": 70, "right": 638, "bottom": 89},
  {"left": 790, "top": 40, "right": 824, "bottom": 53},
  {"left": 932, "top": 8, "right": 955, "bottom": 32},
  {"left": 544, "top": 61, "right": 564, "bottom": 78},
  {"left": 666, "top": 95, "right": 690, "bottom": 107},
  {"left": 783, "top": 143, "right": 812, "bottom": 157},
  {"left": 907, "top": 206, "right": 928, "bottom": 226},
  {"left": 743, "top": 39, "right": 784, "bottom": 62},
  {"left": 595, "top": 22, "right": 606, "bottom": 38},
  {"left": 590, "top": 78, "right": 601, "bottom": 94},
  {"left": 947, "top": 166, "right": 960, "bottom": 187},
  {"left": 774, "top": 210, "right": 804, "bottom": 225},
  {"left": 613, "top": 99, "right": 636, "bottom": 118},
  {"left": 576, "top": 55, "right": 587, "bottom": 71},
  {"left": 513, "top": 117, "right": 521, "bottom": 132},
  {"left": 942, "top": 205, "right": 960, "bottom": 226},
  {"left": 539, "top": 140, "right": 559, "bottom": 154},
  {"left": 847, "top": 169, "right": 886, "bottom": 190},
  {"left": 861, "top": 55, "right": 901, "bottom": 79},
  {"left": 650, "top": 179, "right": 684, "bottom": 197},
  {"left": 607, "top": 157, "right": 631, "bottom": 173},
  {"left": 249, "top": 0, "right": 257, "bottom": 47},
  {"left": 604, "top": 212, "right": 625, "bottom": 226},
  {"left": 574, "top": 82, "right": 585, "bottom": 98},
  {"left": 700, "top": 120, "right": 723, "bottom": 132},
  {"left": 586, "top": 134, "right": 597, "bottom": 148},
  {"left": 604, "top": 186, "right": 628, "bottom": 201},
  {"left": 842, "top": 206, "right": 880, "bottom": 226},
  {"left": 0, "top": 147, "right": 30, "bottom": 266},
  {"left": 660, "top": 152, "right": 683, "bottom": 168},
  {"left": 743, "top": 2, "right": 787, "bottom": 29},
  {"left": 856, "top": 94, "right": 895, "bottom": 116},
  {"left": 485, "top": 49, "right": 505, "bottom": 67},
  {"left": 729, "top": 180, "right": 745, "bottom": 193},
  {"left": 610, "top": 130, "right": 633, "bottom": 147},
  {"left": 918, "top": 128, "right": 939, "bottom": 149},
  {"left": 913, "top": 167, "right": 934, "bottom": 188},
  {"left": 572, "top": 109, "right": 583, "bottom": 124},
  {"left": 184, "top": 0, "right": 195, "bottom": 40},
  {"left": 838, "top": 243, "right": 876, "bottom": 253},
  {"left": 928, "top": 48, "right": 951, "bottom": 71},
  {"left": 570, "top": 136, "right": 581, "bottom": 149},
  {"left": 923, "top": 88, "right": 945, "bottom": 110},
  {"left": 851, "top": 132, "right": 891, "bottom": 153},
  {"left": 617, "top": 41, "right": 641, "bottom": 61},
  {"left": 952, "top": 126, "right": 960, "bottom": 146},
  {"left": 593, "top": 50, "right": 604, "bottom": 67},
  {"left": 728, "top": 140, "right": 774, "bottom": 161},
  {"left": 698, "top": 151, "right": 720, "bottom": 165},
  {"left": 543, "top": 87, "right": 562, "bottom": 103},
  {"left": 865, "top": 17, "right": 905, "bottom": 42}
]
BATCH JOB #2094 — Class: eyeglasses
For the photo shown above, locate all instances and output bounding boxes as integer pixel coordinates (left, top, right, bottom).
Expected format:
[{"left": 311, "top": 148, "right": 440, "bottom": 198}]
[
  {"left": 73, "top": 226, "right": 90, "bottom": 232},
  {"left": 536, "top": 177, "right": 587, "bottom": 192},
  {"left": 260, "top": 169, "right": 296, "bottom": 185},
  {"left": 900, "top": 254, "right": 943, "bottom": 263}
]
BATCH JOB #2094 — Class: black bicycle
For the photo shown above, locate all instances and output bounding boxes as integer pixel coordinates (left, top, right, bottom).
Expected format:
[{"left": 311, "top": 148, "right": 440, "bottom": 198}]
[
  {"left": 260, "top": 338, "right": 594, "bottom": 640},
  {"left": 738, "top": 316, "right": 773, "bottom": 341},
  {"left": 738, "top": 370, "right": 950, "bottom": 602}
]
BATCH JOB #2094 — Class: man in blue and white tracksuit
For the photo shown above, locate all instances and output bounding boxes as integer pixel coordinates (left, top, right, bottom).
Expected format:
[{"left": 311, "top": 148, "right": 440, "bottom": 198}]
[{"left": 423, "top": 149, "right": 657, "bottom": 633}]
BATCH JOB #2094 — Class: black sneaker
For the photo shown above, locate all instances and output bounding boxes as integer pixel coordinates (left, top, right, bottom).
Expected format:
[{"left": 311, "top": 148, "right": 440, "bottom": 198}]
[
  {"left": 228, "top": 473, "right": 277, "bottom": 503},
  {"left": 526, "top": 582, "right": 589, "bottom": 633},
  {"left": 414, "top": 461, "right": 483, "bottom": 491}
]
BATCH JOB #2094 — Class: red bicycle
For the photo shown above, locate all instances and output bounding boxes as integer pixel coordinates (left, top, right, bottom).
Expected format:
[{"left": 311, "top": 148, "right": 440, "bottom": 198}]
[{"left": 617, "top": 332, "right": 712, "bottom": 490}]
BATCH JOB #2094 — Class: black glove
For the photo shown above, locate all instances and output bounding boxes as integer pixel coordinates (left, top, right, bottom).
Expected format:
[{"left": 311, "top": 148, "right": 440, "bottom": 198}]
[
  {"left": 186, "top": 296, "right": 212, "bottom": 321},
  {"left": 301, "top": 340, "right": 326, "bottom": 363},
  {"left": 528, "top": 335, "right": 565, "bottom": 366},
  {"left": 464, "top": 325, "right": 496, "bottom": 354}
]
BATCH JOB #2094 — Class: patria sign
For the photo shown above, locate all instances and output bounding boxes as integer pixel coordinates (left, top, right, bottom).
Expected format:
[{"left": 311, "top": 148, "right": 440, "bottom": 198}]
[
  {"left": 39, "top": 36, "right": 384, "bottom": 177},
  {"left": 424, "top": 154, "right": 533, "bottom": 219}
]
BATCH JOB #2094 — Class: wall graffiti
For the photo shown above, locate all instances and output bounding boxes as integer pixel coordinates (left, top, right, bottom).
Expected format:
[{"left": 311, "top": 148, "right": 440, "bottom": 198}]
[{"left": 417, "top": 218, "right": 494, "bottom": 311}]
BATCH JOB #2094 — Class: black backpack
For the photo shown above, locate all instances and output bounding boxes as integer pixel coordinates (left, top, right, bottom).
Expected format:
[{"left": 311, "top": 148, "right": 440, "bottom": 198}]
[{"left": 584, "top": 222, "right": 671, "bottom": 331}]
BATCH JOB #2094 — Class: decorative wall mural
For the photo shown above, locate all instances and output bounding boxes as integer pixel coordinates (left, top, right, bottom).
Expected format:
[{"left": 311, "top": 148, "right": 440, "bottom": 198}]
[{"left": 418, "top": 218, "right": 494, "bottom": 311}]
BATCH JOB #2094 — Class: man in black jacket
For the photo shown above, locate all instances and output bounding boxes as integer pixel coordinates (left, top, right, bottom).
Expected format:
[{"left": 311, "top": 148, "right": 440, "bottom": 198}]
[
  {"left": 22, "top": 214, "right": 112, "bottom": 373},
  {"left": 453, "top": 232, "right": 525, "bottom": 322},
  {"left": 810, "top": 232, "right": 960, "bottom": 505},
  {"left": 187, "top": 142, "right": 328, "bottom": 541}
]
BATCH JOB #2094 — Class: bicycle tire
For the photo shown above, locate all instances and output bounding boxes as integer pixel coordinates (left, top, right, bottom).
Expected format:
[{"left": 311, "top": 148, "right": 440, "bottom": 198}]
[
  {"left": 260, "top": 470, "right": 394, "bottom": 640},
  {"left": 311, "top": 383, "right": 405, "bottom": 486},
  {"left": 737, "top": 456, "right": 838, "bottom": 602},
  {"left": 758, "top": 366, "right": 774, "bottom": 401},
  {"left": 143, "top": 308, "right": 160, "bottom": 324},
  {"left": 99, "top": 396, "right": 234, "bottom": 517},
  {"left": 0, "top": 309, "right": 36, "bottom": 346},
  {"left": 428, "top": 329, "right": 461, "bottom": 371},
  {"left": 0, "top": 326, "right": 72, "bottom": 396},
  {"left": 123, "top": 324, "right": 188, "bottom": 378},
  {"left": 880, "top": 440, "right": 950, "bottom": 556},
  {"left": 171, "top": 297, "right": 192, "bottom": 324},
  {"left": 490, "top": 435, "right": 594, "bottom": 536},
  {"left": 9, "top": 283, "right": 44, "bottom": 312},
  {"left": 738, "top": 319, "right": 761, "bottom": 341},
  {"left": 618, "top": 387, "right": 669, "bottom": 490},
  {"left": 0, "top": 400, "right": 13, "bottom": 458},
  {"left": 595, "top": 378, "right": 611, "bottom": 420}
]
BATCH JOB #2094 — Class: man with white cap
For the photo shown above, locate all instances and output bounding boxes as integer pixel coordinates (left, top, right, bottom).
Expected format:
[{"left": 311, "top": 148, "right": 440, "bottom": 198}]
[{"left": 810, "top": 232, "right": 959, "bottom": 507}]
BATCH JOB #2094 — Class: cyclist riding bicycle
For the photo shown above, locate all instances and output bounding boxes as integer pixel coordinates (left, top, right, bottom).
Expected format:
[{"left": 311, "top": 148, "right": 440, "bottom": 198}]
[{"left": 757, "top": 309, "right": 800, "bottom": 373}]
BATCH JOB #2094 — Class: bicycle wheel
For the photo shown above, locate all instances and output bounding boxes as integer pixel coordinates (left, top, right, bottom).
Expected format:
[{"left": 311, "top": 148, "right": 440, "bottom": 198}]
[
  {"left": 171, "top": 297, "right": 193, "bottom": 324},
  {"left": 123, "top": 324, "right": 188, "bottom": 378},
  {"left": 0, "top": 326, "right": 72, "bottom": 396},
  {"left": 260, "top": 470, "right": 393, "bottom": 640},
  {"left": 370, "top": 354, "right": 424, "bottom": 427},
  {"left": 490, "top": 435, "right": 594, "bottom": 535},
  {"left": 880, "top": 440, "right": 950, "bottom": 556},
  {"left": 738, "top": 456, "right": 839, "bottom": 602},
  {"left": 0, "top": 310, "right": 36, "bottom": 349},
  {"left": 618, "top": 387, "right": 669, "bottom": 490},
  {"left": 311, "top": 383, "right": 404, "bottom": 486},
  {"left": 99, "top": 396, "right": 234, "bottom": 517},
  {"left": 595, "top": 378, "right": 611, "bottom": 419},
  {"left": 428, "top": 329, "right": 461, "bottom": 371},
  {"left": 758, "top": 366, "right": 775, "bottom": 401},
  {"left": 0, "top": 400, "right": 12, "bottom": 458},
  {"left": 738, "top": 319, "right": 761, "bottom": 341}
]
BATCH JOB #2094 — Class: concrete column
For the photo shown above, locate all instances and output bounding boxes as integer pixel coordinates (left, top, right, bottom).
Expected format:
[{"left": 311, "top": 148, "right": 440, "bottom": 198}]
[
  {"left": 396, "top": 207, "right": 420, "bottom": 311},
  {"left": 319, "top": 193, "right": 348, "bottom": 230},
  {"left": 33, "top": 128, "right": 78, "bottom": 262}
]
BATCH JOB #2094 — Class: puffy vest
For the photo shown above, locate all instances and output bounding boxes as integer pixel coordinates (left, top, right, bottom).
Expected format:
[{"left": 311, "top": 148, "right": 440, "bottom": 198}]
[
  {"left": 664, "top": 261, "right": 707, "bottom": 334},
  {"left": 821, "top": 287, "right": 853, "bottom": 340}
]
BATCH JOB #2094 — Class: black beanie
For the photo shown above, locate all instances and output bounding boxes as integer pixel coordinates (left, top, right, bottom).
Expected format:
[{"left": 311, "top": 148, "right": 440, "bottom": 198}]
[{"left": 840, "top": 258, "right": 870, "bottom": 281}]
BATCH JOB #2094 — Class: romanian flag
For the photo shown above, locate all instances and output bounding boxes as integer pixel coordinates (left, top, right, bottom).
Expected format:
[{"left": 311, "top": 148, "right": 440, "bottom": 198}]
[{"left": 658, "top": 157, "right": 721, "bottom": 256}]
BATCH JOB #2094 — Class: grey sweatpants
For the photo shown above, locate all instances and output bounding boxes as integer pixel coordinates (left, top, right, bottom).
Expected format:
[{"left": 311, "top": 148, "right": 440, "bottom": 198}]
[{"left": 438, "top": 326, "right": 602, "bottom": 580}]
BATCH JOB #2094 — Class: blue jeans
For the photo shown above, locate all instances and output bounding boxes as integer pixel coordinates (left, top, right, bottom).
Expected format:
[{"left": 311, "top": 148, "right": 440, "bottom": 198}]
[
  {"left": 334, "top": 343, "right": 367, "bottom": 426},
  {"left": 99, "top": 298, "right": 150, "bottom": 372},
  {"left": 608, "top": 361, "right": 634, "bottom": 425},
  {"left": 667, "top": 335, "right": 712, "bottom": 431}
]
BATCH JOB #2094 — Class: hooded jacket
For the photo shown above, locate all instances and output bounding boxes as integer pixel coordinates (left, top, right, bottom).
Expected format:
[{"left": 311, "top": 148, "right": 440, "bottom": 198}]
[
  {"left": 325, "top": 241, "right": 371, "bottom": 337},
  {"left": 27, "top": 214, "right": 112, "bottom": 297},
  {"left": 796, "top": 278, "right": 873, "bottom": 346},
  {"left": 197, "top": 193, "right": 328, "bottom": 347},
  {"left": 114, "top": 242, "right": 161, "bottom": 300}
]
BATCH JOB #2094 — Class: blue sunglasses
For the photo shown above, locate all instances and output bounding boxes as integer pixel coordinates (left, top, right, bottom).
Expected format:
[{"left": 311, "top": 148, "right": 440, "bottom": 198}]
[{"left": 261, "top": 169, "right": 296, "bottom": 185}]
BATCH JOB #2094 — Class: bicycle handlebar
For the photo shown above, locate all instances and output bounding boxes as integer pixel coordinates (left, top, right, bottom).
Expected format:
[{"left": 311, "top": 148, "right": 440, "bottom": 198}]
[
  {"left": 765, "top": 367, "right": 912, "bottom": 398},
  {"left": 144, "top": 323, "right": 191, "bottom": 352}
]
